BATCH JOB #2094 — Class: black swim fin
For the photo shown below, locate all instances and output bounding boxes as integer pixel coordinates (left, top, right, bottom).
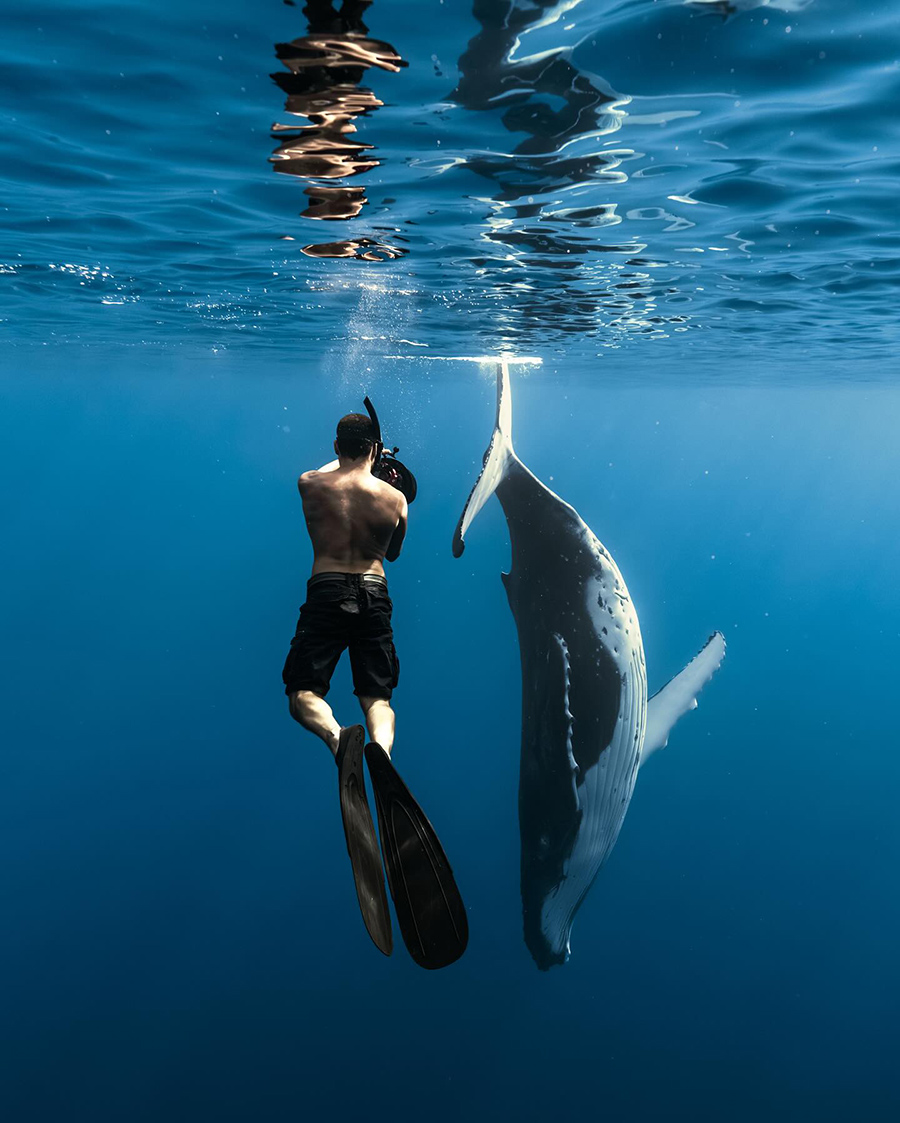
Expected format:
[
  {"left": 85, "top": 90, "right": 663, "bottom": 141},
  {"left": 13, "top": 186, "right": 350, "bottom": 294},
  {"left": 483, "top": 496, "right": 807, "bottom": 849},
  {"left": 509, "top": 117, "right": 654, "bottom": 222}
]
[
  {"left": 364, "top": 742, "right": 468, "bottom": 970},
  {"left": 336, "top": 726, "right": 392, "bottom": 957}
]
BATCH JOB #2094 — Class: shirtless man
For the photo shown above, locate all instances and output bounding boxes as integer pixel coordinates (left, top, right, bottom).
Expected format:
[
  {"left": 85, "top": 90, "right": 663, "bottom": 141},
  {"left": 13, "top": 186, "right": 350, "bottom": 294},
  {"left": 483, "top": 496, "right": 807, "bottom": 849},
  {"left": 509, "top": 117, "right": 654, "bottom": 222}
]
[{"left": 282, "top": 412, "right": 407, "bottom": 757}]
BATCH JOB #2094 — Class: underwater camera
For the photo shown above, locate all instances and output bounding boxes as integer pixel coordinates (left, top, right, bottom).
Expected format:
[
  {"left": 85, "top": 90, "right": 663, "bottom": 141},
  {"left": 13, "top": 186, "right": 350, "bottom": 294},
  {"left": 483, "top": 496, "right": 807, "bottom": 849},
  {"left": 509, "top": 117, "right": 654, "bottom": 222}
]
[{"left": 363, "top": 396, "right": 418, "bottom": 504}]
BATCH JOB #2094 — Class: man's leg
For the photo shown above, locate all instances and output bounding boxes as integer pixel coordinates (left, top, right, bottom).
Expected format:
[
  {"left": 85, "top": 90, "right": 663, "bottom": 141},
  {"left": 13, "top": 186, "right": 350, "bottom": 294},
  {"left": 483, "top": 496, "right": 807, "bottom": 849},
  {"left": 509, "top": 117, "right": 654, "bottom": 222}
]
[
  {"left": 289, "top": 689, "right": 342, "bottom": 756},
  {"left": 358, "top": 696, "right": 395, "bottom": 756}
]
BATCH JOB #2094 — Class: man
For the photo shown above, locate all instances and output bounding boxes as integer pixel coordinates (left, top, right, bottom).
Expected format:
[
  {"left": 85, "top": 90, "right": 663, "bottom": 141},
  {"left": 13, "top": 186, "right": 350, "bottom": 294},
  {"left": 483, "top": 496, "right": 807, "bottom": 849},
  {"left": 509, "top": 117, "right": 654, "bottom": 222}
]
[
  {"left": 282, "top": 412, "right": 407, "bottom": 757},
  {"left": 281, "top": 405, "right": 467, "bottom": 970}
]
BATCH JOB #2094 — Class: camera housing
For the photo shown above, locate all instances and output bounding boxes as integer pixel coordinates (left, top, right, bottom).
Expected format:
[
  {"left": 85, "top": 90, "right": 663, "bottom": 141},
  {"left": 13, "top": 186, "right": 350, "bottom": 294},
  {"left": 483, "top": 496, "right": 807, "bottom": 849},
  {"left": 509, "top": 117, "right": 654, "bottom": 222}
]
[{"left": 364, "top": 396, "right": 418, "bottom": 504}]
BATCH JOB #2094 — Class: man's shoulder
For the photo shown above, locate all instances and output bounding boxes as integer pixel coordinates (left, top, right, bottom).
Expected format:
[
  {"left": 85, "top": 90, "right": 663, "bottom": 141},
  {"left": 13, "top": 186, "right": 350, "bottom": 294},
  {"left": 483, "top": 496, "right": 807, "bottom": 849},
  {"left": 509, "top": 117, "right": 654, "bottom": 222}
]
[{"left": 297, "top": 469, "right": 324, "bottom": 492}]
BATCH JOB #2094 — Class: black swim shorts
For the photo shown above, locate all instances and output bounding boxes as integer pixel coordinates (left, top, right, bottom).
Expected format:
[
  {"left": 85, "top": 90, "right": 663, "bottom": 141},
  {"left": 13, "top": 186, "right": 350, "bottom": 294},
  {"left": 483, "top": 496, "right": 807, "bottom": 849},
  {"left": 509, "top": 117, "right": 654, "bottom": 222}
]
[{"left": 282, "top": 572, "right": 400, "bottom": 700}]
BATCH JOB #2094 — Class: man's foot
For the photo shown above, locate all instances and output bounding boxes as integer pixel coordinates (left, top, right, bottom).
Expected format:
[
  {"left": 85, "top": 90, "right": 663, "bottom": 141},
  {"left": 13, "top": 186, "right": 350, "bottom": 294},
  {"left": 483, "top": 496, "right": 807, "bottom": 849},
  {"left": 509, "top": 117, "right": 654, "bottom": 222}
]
[
  {"left": 334, "top": 725, "right": 367, "bottom": 768},
  {"left": 358, "top": 697, "right": 396, "bottom": 757},
  {"left": 371, "top": 739, "right": 392, "bottom": 759},
  {"left": 335, "top": 724, "right": 365, "bottom": 764}
]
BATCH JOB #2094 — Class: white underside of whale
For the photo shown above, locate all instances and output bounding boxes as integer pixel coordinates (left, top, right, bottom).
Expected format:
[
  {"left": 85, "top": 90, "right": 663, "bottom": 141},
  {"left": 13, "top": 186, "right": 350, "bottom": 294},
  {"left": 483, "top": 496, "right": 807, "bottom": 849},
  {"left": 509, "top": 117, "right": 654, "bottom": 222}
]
[{"left": 539, "top": 563, "right": 648, "bottom": 960}]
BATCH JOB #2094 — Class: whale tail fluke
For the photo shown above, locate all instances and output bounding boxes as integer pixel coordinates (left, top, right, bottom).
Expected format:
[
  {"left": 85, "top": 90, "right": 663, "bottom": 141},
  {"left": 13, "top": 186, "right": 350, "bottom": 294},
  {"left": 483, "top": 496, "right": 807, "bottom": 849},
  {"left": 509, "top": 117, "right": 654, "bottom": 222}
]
[
  {"left": 452, "top": 361, "right": 517, "bottom": 557},
  {"left": 641, "top": 631, "right": 726, "bottom": 764}
]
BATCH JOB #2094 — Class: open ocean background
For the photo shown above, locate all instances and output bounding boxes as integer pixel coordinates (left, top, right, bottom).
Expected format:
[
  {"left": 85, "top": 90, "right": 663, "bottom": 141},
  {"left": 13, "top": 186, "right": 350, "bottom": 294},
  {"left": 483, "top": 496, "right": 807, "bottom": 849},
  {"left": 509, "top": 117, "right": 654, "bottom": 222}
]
[{"left": 2, "top": 1, "right": 899, "bottom": 1120}]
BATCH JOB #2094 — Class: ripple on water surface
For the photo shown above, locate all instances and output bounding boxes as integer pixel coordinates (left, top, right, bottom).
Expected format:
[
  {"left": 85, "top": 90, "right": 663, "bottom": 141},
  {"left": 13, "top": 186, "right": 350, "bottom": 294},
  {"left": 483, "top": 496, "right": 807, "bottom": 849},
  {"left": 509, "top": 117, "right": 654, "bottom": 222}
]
[{"left": 1, "top": 0, "right": 898, "bottom": 369}]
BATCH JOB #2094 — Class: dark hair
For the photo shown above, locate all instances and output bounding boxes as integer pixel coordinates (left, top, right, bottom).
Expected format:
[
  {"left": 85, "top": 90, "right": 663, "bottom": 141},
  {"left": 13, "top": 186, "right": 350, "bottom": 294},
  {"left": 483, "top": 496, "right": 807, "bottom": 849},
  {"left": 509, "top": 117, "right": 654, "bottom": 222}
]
[{"left": 336, "top": 413, "right": 377, "bottom": 459}]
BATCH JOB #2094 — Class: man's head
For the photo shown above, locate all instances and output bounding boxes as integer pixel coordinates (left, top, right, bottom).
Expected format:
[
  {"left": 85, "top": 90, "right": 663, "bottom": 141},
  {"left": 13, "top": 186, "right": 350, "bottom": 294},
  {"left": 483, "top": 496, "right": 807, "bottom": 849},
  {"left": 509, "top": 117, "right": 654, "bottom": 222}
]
[{"left": 335, "top": 413, "right": 378, "bottom": 462}]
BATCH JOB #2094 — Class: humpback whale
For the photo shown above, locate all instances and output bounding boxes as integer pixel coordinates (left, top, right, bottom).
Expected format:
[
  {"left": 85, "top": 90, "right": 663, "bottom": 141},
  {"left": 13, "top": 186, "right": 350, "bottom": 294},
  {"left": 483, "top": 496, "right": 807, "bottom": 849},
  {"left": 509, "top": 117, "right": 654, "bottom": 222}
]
[{"left": 453, "top": 363, "right": 725, "bottom": 969}]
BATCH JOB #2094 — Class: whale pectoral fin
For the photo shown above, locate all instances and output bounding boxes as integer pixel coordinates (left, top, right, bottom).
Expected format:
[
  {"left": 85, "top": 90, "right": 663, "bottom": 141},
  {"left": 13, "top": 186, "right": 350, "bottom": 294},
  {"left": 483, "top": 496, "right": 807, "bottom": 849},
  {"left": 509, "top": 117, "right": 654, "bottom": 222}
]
[
  {"left": 641, "top": 631, "right": 726, "bottom": 765},
  {"left": 452, "top": 362, "right": 515, "bottom": 557}
]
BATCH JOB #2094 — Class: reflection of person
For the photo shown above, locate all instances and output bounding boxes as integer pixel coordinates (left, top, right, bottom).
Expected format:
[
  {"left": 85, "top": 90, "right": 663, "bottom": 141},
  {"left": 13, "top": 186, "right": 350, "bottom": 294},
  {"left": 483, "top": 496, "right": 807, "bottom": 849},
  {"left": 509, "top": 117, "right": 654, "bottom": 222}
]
[
  {"left": 269, "top": 0, "right": 407, "bottom": 257},
  {"left": 283, "top": 413, "right": 407, "bottom": 757}
]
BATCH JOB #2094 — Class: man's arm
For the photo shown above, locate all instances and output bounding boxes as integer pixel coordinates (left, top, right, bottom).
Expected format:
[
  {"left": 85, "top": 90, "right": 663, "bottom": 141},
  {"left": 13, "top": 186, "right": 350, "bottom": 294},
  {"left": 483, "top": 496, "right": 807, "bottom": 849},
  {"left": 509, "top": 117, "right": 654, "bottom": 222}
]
[{"left": 385, "top": 496, "right": 408, "bottom": 562}]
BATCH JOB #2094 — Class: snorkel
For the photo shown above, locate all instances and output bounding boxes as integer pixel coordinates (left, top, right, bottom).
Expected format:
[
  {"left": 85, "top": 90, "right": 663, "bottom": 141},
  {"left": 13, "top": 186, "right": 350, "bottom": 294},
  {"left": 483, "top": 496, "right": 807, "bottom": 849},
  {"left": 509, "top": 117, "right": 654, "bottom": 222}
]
[{"left": 363, "top": 396, "right": 418, "bottom": 504}]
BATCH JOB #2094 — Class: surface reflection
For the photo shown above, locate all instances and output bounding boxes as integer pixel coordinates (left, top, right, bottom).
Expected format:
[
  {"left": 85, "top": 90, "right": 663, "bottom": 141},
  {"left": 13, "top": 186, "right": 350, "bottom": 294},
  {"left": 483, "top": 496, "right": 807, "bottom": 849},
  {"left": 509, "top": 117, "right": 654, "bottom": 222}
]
[
  {"left": 270, "top": 0, "right": 408, "bottom": 259},
  {"left": 689, "top": 0, "right": 813, "bottom": 12},
  {"left": 452, "top": 0, "right": 690, "bottom": 343}
]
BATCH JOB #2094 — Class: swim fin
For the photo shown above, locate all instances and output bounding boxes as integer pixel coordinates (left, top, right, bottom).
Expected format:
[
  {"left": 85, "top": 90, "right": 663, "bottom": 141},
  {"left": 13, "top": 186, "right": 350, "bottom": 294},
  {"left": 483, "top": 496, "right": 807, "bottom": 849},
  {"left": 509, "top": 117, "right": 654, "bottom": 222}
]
[
  {"left": 336, "top": 725, "right": 392, "bottom": 957},
  {"left": 364, "top": 742, "right": 468, "bottom": 970}
]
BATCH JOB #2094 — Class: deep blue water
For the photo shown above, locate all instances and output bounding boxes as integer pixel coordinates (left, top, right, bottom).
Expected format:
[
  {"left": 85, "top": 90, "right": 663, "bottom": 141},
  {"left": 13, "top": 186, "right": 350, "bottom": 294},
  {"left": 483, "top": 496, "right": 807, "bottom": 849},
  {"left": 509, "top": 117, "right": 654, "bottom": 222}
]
[{"left": 2, "top": 1, "right": 900, "bottom": 1121}]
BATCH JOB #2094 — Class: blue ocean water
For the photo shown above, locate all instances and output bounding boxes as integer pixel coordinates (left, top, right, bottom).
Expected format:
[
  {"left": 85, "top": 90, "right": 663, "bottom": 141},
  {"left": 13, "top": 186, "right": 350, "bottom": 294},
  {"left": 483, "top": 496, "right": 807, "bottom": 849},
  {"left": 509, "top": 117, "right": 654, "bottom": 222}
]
[{"left": 2, "top": 1, "right": 899, "bottom": 1120}]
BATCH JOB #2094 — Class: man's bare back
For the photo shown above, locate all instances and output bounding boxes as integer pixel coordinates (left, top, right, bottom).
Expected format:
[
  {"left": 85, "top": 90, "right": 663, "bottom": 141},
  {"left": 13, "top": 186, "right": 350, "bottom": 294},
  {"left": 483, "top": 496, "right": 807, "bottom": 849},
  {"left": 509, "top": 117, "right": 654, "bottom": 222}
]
[{"left": 299, "top": 458, "right": 407, "bottom": 576}]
